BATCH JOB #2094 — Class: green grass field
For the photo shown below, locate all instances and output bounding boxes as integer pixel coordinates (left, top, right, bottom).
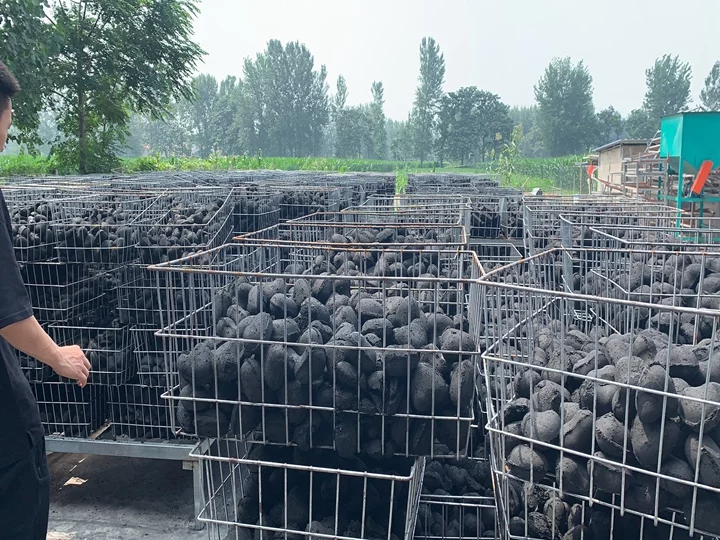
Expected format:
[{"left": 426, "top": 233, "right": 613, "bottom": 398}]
[{"left": 0, "top": 154, "right": 585, "bottom": 193}]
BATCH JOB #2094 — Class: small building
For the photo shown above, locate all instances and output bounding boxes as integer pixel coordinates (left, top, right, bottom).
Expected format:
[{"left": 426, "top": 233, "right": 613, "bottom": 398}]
[{"left": 593, "top": 138, "right": 650, "bottom": 193}]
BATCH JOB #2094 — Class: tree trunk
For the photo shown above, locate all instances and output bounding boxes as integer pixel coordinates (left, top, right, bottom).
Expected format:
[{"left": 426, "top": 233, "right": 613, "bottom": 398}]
[{"left": 78, "top": 88, "right": 87, "bottom": 174}]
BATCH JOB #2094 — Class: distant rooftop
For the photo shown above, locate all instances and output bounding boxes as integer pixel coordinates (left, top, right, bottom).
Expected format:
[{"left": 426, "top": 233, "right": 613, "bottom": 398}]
[{"left": 593, "top": 138, "right": 650, "bottom": 153}]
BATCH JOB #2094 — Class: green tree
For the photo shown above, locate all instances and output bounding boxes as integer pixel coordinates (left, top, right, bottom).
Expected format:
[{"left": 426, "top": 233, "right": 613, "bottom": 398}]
[
  {"left": 436, "top": 87, "right": 482, "bottom": 165},
  {"left": 509, "top": 105, "right": 538, "bottom": 136},
  {"left": 190, "top": 74, "right": 218, "bottom": 158},
  {"left": 333, "top": 75, "right": 348, "bottom": 113},
  {"left": 46, "top": 0, "right": 203, "bottom": 172},
  {"left": 0, "top": 0, "right": 55, "bottom": 147},
  {"left": 595, "top": 106, "right": 625, "bottom": 146},
  {"left": 213, "top": 76, "right": 246, "bottom": 156},
  {"left": 643, "top": 55, "right": 692, "bottom": 121},
  {"left": 369, "top": 81, "right": 387, "bottom": 160},
  {"left": 410, "top": 37, "right": 445, "bottom": 165},
  {"left": 387, "top": 119, "right": 412, "bottom": 161},
  {"left": 335, "top": 106, "right": 372, "bottom": 158},
  {"left": 241, "top": 40, "right": 329, "bottom": 156},
  {"left": 476, "top": 90, "right": 513, "bottom": 161},
  {"left": 534, "top": 57, "right": 597, "bottom": 156},
  {"left": 700, "top": 61, "right": 720, "bottom": 110},
  {"left": 625, "top": 108, "right": 656, "bottom": 139}
]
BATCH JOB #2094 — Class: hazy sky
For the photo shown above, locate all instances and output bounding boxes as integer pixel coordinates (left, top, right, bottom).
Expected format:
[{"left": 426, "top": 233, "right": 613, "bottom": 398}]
[{"left": 193, "top": 0, "right": 719, "bottom": 120}]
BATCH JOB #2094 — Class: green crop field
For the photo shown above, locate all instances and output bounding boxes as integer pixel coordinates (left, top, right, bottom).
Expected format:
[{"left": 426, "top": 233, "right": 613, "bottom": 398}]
[{"left": 0, "top": 154, "right": 585, "bottom": 193}]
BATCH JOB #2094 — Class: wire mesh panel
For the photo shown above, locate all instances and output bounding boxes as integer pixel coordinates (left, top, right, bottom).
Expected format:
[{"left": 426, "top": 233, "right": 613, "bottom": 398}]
[
  {"left": 133, "top": 327, "right": 174, "bottom": 387},
  {"left": 53, "top": 193, "right": 161, "bottom": 264},
  {"left": 194, "top": 440, "right": 424, "bottom": 540},
  {"left": 236, "top": 221, "right": 469, "bottom": 250},
  {"left": 32, "top": 382, "right": 106, "bottom": 438},
  {"left": 20, "top": 262, "right": 108, "bottom": 324},
  {"left": 523, "top": 204, "right": 689, "bottom": 256},
  {"left": 232, "top": 186, "right": 283, "bottom": 236},
  {"left": 50, "top": 325, "right": 133, "bottom": 385},
  {"left": 417, "top": 427, "right": 498, "bottom": 540},
  {"left": 5, "top": 193, "right": 74, "bottom": 262},
  {"left": 151, "top": 242, "right": 484, "bottom": 458},
  {"left": 275, "top": 186, "right": 354, "bottom": 221},
  {"left": 584, "top": 221, "right": 720, "bottom": 250},
  {"left": 109, "top": 383, "right": 174, "bottom": 440},
  {"left": 469, "top": 242, "right": 522, "bottom": 275},
  {"left": 137, "top": 190, "right": 234, "bottom": 265},
  {"left": 339, "top": 207, "right": 468, "bottom": 226},
  {"left": 480, "top": 247, "right": 720, "bottom": 538},
  {"left": 406, "top": 174, "right": 500, "bottom": 193}
]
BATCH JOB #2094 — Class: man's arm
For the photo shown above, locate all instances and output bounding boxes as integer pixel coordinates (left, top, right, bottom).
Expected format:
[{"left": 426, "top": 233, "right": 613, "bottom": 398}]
[{"left": 0, "top": 316, "right": 90, "bottom": 386}]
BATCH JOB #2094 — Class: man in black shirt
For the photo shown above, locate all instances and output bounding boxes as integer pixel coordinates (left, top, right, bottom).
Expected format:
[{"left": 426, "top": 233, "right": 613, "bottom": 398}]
[{"left": 0, "top": 61, "right": 91, "bottom": 539}]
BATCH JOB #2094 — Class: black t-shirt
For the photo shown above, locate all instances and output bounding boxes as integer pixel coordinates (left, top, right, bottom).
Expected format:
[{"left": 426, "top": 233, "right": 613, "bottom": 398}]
[{"left": 0, "top": 189, "right": 44, "bottom": 468}]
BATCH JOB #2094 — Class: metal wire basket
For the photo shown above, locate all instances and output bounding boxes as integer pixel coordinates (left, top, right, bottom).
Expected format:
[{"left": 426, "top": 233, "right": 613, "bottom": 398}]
[
  {"left": 109, "top": 383, "right": 175, "bottom": 440},
  {"left": 480, "top": 247, "right": 720, "bottom": 538},
  {"left": 193, "top": 439, "right": 425, "bottom": 540},
  {"left": 132, "top": 327, "right": 174, "bottom": 387},
  {"left": 49, "top": 324, "right": 133, "bottom": 385},
  {"left": 274, "top": 186, "right": 354, "bottom": 221},
  {"left": 32, "top": 382, "right": 106, "bottom": 438},
  {"left": 149, "top": 242, "right": 483, "bottom": 458},
  {"left": 20, "top": 262, "right": 108, "bottom": 324},
  {"left": 235, "top": 220, "right": 469, "bottom": 249},
  {"left": 339, "top": 206, "right": 469, "bottom": 226},
  {"left": 136, "top": 190, "right": 235, "bottom": 265},
  {"left": 232, "top": 187, "right": 283, "bottom": 236}
]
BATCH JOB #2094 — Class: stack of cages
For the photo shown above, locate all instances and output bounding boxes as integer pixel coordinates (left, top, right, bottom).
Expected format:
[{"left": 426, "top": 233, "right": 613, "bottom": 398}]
[
  {"left": 481, "top": 245, "right": 720, "bottom": 539},
  {"left": 5, "top": 187, "right": 160, "bottom": 438},
  {"left": 149, "top": 233, "right": 486, "bottom": 539},
  {"left": 113, "top": 187, "right": 235, "bottom": 441}
]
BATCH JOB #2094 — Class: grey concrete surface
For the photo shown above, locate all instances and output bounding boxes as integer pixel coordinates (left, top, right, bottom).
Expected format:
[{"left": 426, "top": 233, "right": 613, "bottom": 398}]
[{"left": 47, "top": 453, "right": 207, "bottom": 540}]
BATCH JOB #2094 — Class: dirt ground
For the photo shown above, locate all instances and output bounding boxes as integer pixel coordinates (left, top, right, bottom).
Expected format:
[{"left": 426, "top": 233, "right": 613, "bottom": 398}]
[{"left": 46, "top": 453, "right": 207, "bottom": 540}]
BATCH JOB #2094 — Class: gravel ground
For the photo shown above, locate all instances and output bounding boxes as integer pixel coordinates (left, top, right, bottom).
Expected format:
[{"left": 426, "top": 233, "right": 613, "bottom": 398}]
[{"left": 47, "top": 453, "right": 207, "bottom": 540}]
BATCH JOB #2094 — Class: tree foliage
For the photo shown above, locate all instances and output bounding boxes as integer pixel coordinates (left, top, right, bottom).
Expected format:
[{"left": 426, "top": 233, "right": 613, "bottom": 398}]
[
  {"left": 595, "top": 106, "right": 625, "bottom": 146},
  {"left": 46, "top": 0, "right": 203, "bottom": 172},
  {"left": 700, "top": 61, "right": 720, "bottom": 111},
  {"left": 369, "top": 81, "right": 387, "bottom": 160},
  {"left": 410, "top": 37, "right": 445, "bottom": 164},
  {"left": 534, "top": 57, "right": 597, "bottom": 156},
  {"left": 643, "top": 54, "right": 692, "bottom": 120},
  {"left": 241, "top": 40, "right": 329, "bottom": 156},
  {"left": 436, "top": 87, "right": 512, "bottom": 165},
  {"left": 0, "top": 0, "right": 55, "bottom": 147}
]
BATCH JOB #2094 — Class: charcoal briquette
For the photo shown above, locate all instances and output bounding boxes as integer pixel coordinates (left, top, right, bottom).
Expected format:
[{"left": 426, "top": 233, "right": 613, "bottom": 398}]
[
  {"left": 595, "top": 413, "right": 628, "bottom": 458},
  {"left": 241, "top": 358, "right": 263, "bottom": 403},
  {"left": 679, "top": 382, "right": 720, "bottom": 432},
  {"left": 243, "top": 313, "right": 274, "bottom": 354},
  {"left": 531, "top": 380, "right": 569, "bottom": 413},
  {"left": 514, "top": 369, "right": 541, "bottom": 399},
  {"left": 507, "top": 444, "right": 549, "bottom": 481},
  {"left": 410, "top": 362, "right": 449, "bottom": 413},
  {"left": 685, "top": 433, "right": 720, "bottom": 488},
  {"left": 215, "top": 340, "right": 242, "bottom": 383},
  {"left": 635, "top": 364, "right": 677, "bottom": 424},
  {"left": 588, "top": 451, "right": 630, "bottom": 495},
  {"left": 562, "top": 409, "right": 593, "bottom": 451},
  {"left": 269, "top": 294, "right": 298, "bottom": 319},
  {"left": 631, "top": 416, "right": 680, "bottom": 469}
]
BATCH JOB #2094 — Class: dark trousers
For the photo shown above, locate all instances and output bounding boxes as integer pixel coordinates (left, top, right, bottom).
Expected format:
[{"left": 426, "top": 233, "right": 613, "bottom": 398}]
[{"left": 0, "top": 437, "right": 50, "bottom": 540}]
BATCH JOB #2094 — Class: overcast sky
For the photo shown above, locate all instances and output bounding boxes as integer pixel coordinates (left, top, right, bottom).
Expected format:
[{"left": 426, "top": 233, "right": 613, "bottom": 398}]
[{"left": 193, "top": 0, "right": 719, "bottom": 121}]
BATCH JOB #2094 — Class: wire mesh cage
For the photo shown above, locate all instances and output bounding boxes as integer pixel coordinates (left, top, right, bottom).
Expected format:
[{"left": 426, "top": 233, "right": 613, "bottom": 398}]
[
  {"left": 5, "top": 192, "right": 78, "bottom": 263},
  {"left": 20, "top": 262, "right": 108, "bottom": 324},
  {"left": 499, "top": 193, "right": 524, "bottom": 240},
  {"left": 582, "top": 221, "right": 720, "bottom": 251},
  {"left": 469, "top": 242, "right": 523, "bottom": 275},
  {"left": 50, "top": 324, "right": 133, "bottom": 385},
  {"left": 339, "top": 206, "right": 468, "bottom": 226},
  {"left": 109, "top": 383, "right": 175, "bottom": 440},
  {"left": 117, "top": 264, "right": 165, "bottom": 328},
  {"left": 232, "top": 187, "right": 283, "bottom": 236},
  {"left": 274, "top": 186, "right": 355, "bottom": 221},
  {"left": 32, "top": 382, "right": 106, "bottom": 438},
  {"left": 480, "top": 247, "right": 720, "bottom": 538},
  {"left": 133, "top": 327, "right": 174, "bottom": 387},
  {"left": 406, "top": 174, "right": 500, "bottom": 193},
  {"left": 52, "top": 193, "right": 162, "bottom": 264},
  {"left": 416, "top": 426, "right": 498, "bottom": 540},
  {"left": 150, "top": 242, "right": 484, "bottom": 458},
  {"left": 194, "top": 439, "right": 425, "bottom": 540},
  {"left": 235, "top": 220, "right": 469, "bottom": 250},
  {"left": 523, "top": 203, "right": 690, "bottom": 256},
  {"left": 136, "top": 190, "right": 235, "bottom": 265}
]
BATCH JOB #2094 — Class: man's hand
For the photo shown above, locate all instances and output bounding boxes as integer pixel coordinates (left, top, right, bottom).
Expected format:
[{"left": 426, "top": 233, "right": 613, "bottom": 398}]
[{"left": 53, "top": 345, "right": 91, "bottom": 387}]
